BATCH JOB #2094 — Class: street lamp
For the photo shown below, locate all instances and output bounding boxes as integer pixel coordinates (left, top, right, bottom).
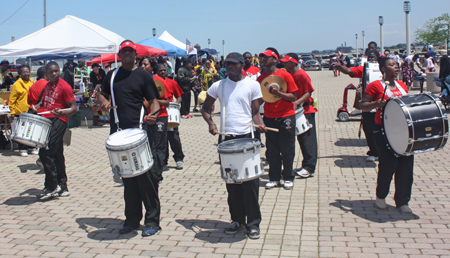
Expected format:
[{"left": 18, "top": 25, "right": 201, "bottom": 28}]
[
  {"left": 152, "top": 28, "right": 156, "bottom": 38},
  {"left": 208, "top": 38, "right": 211, "bottom": 49},
  {"left": 222, "top": 40, "right": 225, "bottom": 57},
  {"left": 355, "top": 34, "right": 358, "bottom": 60},
  {"left": 379, "top": 16, "right": 384, "bottom": 54},
  {"left": 362, "top": 31, "right": 365, "bottom": 55},
  {"left": 404, "top": 1, "right": 411, "bottom": 55}
]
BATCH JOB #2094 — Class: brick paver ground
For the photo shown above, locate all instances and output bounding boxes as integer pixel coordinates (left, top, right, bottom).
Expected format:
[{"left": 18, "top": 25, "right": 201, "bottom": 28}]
[{"left": 0, "top": 70, "right": 449, "bottom": 258}]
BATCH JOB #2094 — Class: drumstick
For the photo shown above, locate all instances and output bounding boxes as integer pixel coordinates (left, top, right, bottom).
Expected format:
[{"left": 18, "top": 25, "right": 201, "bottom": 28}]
[
  {"left": 249, "top": 123, "right": 279, "bottom": 132},
  {"left": 37, "top": 108, "right": 72, "bottom": 115},
  {"left": 381, "top": 81, "right": 389, "bottom": 100},
  {"left": 143, "top": 108, "right": 163, "bottom": 122},
  {"left": 216, "top": 132, "right": 230, "bottom": 137}
]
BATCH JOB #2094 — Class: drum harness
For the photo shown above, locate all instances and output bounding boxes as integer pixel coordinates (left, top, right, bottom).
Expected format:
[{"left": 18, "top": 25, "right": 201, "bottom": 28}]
[
  {"left": 110, "top": 68, "right": 145, "bottom": 131},
  {"left": 219, "top": 79, "right": 254, "bottom": 141}
]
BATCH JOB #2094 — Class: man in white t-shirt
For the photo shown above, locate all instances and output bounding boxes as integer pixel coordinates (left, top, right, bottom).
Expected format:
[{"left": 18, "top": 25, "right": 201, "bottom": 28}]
[{"left": 201, "top": 52, "right": 266, "bottom": 240}]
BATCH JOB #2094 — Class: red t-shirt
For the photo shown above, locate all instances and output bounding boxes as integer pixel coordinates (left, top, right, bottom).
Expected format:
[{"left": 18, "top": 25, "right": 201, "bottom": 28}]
[
  {"left": 365, "top": 80, "right": 409, "bottom": 125},
  {"left": 292, "top": 69, "right": 317, "bottom": 114},
  {"left": 153, "top": 75, "right": 171, "bottom": 118},
  {"left": 244, "top": 66, "right": 261, "bottom": 78},
  {"left": 257, "top": 69, "right": 298, "bottom": 118},
  {"left": 41, "top": 79, "right": 75, "bottom": 123},
  {"left": 28, "top": 79, "right": 47, "bottom": 113},
  {"left": 166, "top": 78, "right": 184, "bottom": 99},
  {"left": 350, "top": 66, "right": 364, "bottom": 78}
]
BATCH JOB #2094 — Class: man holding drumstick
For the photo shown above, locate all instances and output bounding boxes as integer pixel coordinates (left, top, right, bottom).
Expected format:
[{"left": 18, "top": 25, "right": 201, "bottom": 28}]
[
  {"left": 98, "top": 40, "right": 162, "bottom": 237},
  {"left": 201, "top": 52, "right": 266, "bottom": 239}
]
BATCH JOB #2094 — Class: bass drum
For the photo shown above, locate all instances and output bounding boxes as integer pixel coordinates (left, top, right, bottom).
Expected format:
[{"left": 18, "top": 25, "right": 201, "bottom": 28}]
[{"left": 382, "top": 93, "right": 448, "bottom": 156}]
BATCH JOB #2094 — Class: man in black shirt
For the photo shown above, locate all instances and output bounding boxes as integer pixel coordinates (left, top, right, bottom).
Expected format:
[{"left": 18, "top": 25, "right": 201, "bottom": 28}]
[
  {"left": 98, "top": 40, "right": 162, "bottom": 237},
  {"left": 89, "top": 63, "right": 106, "bottom": 90},
  {"left": 177, "top": 60, "right": 194, "bottom": 117}
]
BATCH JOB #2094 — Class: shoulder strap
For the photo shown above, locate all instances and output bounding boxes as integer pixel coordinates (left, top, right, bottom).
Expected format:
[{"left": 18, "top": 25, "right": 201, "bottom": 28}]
[
  {"left": 37, "top": 87, "right": 46, "bottom": 104},
  {"left": 110, "top": 69, "right": 120, "bottom": 128},
  {"left": 219, "top": 79, "right": 226, "bottom": 141}
]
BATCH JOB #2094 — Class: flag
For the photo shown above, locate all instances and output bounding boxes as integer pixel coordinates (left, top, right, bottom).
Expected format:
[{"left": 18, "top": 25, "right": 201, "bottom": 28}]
[{"left": 186, "top": 39, "right": 195, "bottom": 54}]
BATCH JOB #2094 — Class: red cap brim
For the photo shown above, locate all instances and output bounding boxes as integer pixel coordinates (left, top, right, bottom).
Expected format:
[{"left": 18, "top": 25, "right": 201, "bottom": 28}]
[
  {"left": 259, "top": 50, "right": 278, "bottom": 59},
  {"left": 280, "top": 55, "right": 298, "bottom": 64}
]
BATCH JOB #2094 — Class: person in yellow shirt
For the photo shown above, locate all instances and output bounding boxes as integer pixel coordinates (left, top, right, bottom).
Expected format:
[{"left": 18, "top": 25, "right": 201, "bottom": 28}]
[{"left": 9, "top": 65, "right": 36, "bottom": 156}]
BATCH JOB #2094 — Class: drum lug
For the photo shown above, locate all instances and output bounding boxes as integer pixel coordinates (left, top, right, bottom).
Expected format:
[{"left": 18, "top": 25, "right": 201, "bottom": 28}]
[{"left": 225, "top": 168, "right": 239, "bottom": 182}]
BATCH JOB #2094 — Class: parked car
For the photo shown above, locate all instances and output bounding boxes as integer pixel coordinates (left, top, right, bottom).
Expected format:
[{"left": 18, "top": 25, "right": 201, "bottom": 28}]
[
  {"left": 7, "top": 64, "right": 20, "bottom": 72},
  {"left": 320, "top": 55, "right": 331, "bottom": 68},
  {"left": 303, "top": 60, "right": 321, "bottom": 70},
  {"left": 301, "top": 55, "right": 314, "bottom": 62}
]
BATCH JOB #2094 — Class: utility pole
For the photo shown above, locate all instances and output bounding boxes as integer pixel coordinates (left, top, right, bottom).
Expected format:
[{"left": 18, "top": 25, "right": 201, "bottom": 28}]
[{"left": 44, "top": 0, "right": 46, "bottom": 27}]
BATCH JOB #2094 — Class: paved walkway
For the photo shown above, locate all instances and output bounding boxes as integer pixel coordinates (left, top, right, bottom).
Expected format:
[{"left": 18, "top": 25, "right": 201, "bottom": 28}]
[{"left": 0, "top": 71, "right": 449, "bottom": 258}]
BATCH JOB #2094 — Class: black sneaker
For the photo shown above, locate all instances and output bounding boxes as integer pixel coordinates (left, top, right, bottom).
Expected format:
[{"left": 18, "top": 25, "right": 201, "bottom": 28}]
[
  {"left": 248, "top": 229, "right": 260, "bottom": 239},
  {"left": 37, "top": 185, "right": 61, "bottom": 200},
  {"left": 142, "top": 225, "right": 159, "bottom": 237},
  {"left": 118, "top": 226, "right": 136, "bottom": 234},
  {"left": 225, "top": 221, "right": 244, "bottom": 234}
]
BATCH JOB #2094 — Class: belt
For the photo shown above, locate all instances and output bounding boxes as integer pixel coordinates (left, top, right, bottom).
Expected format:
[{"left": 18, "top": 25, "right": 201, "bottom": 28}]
[{"left": 303, "top": 102, "right": 313, "bottom": 107}]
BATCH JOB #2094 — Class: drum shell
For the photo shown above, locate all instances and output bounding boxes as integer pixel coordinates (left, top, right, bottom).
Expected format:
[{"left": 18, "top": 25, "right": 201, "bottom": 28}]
[
  {"left": 217, "top": 138, "right": 263, "bottom": 183},
  {"left": 105, "top": 128, "right": 154, "bottom": 178},
  {"left": 167, "top": 102, "right": 180, "bottom": 129},
  {"left": 295, "top": 107, "right": 311, "bottom": 135},
  {"left": 382, "top": 93, "right": 448, "bottom": 156},
  {"left": 13, "top": 113, "right": 52, "bottom": 148}
]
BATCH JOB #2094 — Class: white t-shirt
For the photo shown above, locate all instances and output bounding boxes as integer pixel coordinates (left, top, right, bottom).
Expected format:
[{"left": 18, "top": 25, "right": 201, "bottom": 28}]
[{"left": 207, "top": 77, "right": 262, "bottom": 135}]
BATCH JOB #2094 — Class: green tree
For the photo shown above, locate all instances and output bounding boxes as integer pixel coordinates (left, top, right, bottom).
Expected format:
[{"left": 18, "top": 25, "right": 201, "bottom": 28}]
[{"left": 415, "top": 13, "right": 450, "bottom": 46}]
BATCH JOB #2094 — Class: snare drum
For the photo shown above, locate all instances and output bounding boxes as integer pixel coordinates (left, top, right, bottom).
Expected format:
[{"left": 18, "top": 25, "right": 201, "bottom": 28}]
[
  {"left": 167, "top": 102, "right": 180, "bottom": 128},
  {"left": 217, "top": 138, "right": 263, "bottom": 183},
  {"left": 295, "top": 107, "right": 312, "bottom": 135},
  {"left": 13, "top": 113, "right": 52, "bottom": 148},
  {"left": 105, "top": 128, "right": 154, "bottom": 178},
  {"left": 382, "top": 93, "right": 448, "bottom": 156}
]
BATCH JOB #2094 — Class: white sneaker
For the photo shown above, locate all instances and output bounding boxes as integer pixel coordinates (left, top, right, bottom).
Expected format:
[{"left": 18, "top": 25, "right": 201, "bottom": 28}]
[
  {"left": 375, "top": 197, "right": 386, "bottom": 209},
  {"left": 29, "top": 148, "right": 39, "bottom": 155},
  {"left": 366, "top": 156, "right": 378, "bottom": 162},
  {"left": 19, "top": 151, "right": 28, "bottom": 157},
  {"left": 265, "top": 181, "right": 280, "bottom": 189},
  {"left": 296, "top": 168, "right": 312, "bottom": 178},
  {"left": 283, "top": 181, "right": 293, "bottom": 190},
  {"left": 176, "top": 161, "right": 184, "bottom": 169},
  {"left": 399, "top": 205, "right": 413, "bottom": 213}
]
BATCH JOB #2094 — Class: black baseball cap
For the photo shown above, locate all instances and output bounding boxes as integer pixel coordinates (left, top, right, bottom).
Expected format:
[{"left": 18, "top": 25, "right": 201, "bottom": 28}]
[{"left": 224, "top": 52, "right": 244, "bottom": 63}]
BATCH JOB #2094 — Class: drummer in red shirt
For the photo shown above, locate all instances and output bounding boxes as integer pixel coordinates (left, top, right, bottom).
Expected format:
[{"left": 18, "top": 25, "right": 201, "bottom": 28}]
[
  {"left": 280, "top": 53, "right": 318, "bottom": 178},
  {"left": 151, "top": 64, "right": 172, "bottom": 177},
  {"left": 257, "top": 48, "right": 298, "bottom": 190},
  {"left": 37, "top": 61, "right": 77, "bottom": 199},
  {"left": 243, "top": 52, "right": 261, "bottom": 80},
  {"left": 360, "top": 57, "right": 414, "bottom": 213}
]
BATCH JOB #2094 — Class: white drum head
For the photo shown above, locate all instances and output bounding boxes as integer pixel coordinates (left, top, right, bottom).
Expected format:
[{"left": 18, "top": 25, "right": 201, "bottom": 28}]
[
  {"left": 106, "top": 128, "right": 146, "bottom": 147},
  {"left": 383, "top": 100, "right": 409, "bottom": 154}
]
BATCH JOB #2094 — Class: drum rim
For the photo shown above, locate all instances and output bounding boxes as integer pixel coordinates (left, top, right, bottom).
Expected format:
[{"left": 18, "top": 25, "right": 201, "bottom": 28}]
[
  {"left": 217, "top": 138, "right": 261, "bottom": 154},
  {"left": 105, "top": 128, "right": 148, "bottom": 150},
  {"left": 19, "top": 113, "right": 52, "bottom": 124},
  {"left": 168, "top": 102, "right": 180, "bottom": 107},
  {"left": 382, "top": 97, "right": 413, "bottom": 156}
]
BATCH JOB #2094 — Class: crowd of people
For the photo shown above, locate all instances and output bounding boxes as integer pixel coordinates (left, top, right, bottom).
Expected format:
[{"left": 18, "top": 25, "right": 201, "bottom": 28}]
[{"left": 3, "top": 38, "right": 449, "bottom": 240}]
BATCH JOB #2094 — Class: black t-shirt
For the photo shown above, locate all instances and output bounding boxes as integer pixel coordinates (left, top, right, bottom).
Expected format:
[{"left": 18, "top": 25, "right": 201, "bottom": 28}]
[
  {"left": 90, "top": 69, "right": 106, "bottom": 86},
  {"left": 101, "top": 67, "right": 159, "bottom": 131}
]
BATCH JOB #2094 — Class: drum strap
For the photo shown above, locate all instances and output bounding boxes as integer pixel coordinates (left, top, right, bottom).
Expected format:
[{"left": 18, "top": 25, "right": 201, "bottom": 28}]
[
  {"left": 381, "top": 80, "right": 407, "bottom": 98},
  {"left": 110, "top": 68, "right": 145, "bottom": 130}
]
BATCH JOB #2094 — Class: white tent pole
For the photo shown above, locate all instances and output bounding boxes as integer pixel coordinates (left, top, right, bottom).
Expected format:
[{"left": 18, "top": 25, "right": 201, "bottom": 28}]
[{"left": 114, "top": 45, "right": 118, "bottom": 68}]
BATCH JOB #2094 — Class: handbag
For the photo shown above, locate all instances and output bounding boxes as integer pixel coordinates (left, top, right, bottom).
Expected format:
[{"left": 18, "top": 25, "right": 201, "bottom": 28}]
[{"left": 198, "top": 90, "right": 207, "bottom": 105}]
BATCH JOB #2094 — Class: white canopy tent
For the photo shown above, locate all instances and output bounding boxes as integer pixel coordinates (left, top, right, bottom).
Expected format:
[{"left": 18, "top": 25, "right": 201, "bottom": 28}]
[
  {"left": 158, "top": 30, "right": 197, "bottom": 55},
  {"left": 0, "top": 15, "right": 124, "bottom": 58}
]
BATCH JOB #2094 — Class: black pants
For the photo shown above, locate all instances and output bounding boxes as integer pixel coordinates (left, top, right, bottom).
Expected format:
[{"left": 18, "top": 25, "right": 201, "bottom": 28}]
[
  {"left": 362, "top": 112, "right": 378, "bottom": 157},
  {"left": 373, "top": 125, "right": 414, "bottom": 207},
  {"left": 264, "top": 115, "right": 296, "bottom": 181},
  {"left": 110, "top": 123, "right": 161, "bottom": 229},
  {"left": 180, "top": 89, "right": 191, "bottom": 116},
  {"left": 296, "top": 113, "right": 318, "bottom": 174},
  {"left": 151, "top": 116, "right": 168, "bottom": 177},
  {"left": 39, "top": 118, "right": 67, "bottom": 190},
  {"left": 165, "top": 127, "right": 184, "bottom": 164},
  {"left": 219, "top": 133, "right": 261, "bottom": 231}
]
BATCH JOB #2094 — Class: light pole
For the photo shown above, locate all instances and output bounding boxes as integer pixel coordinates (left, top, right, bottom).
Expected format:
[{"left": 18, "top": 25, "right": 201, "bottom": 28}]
[
  {"left": 355, "top": 34, "right": 358, "bottom": 60},
  {"left": 152, "top": 28, "right": 156, "bottom": 38},
  {"left": 362, "top": 31, "right": 365, "bottom": 55},
  {"left": 222, "top": 40, "right": 225, "bottom": 57},
  {"left": 379, "top": 16, "right": 384, "bottom": 54},
  {"left": 404, "top": 1, "right": 411, "bottom": 55},
  {"left": 43, "top": 0, "right": 46, "bottom": 27},
  {"left": 208, "top": 39, "right": 211, "bottom": 49},
  {"left": 11, "top": 37, "right": 15, "bottom": 64}
]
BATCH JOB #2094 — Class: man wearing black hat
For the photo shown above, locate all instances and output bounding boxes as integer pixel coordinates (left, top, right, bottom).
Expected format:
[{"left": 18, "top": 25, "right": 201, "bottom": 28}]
[
  {"left": 98, "top": 40, "right": 162, "bottom": 237},
  {"left": 201, "top": 52, "right": 267, "bottom": 240},
  {"left": 177, "top": 59, "right": 194, "bottom": 118}
]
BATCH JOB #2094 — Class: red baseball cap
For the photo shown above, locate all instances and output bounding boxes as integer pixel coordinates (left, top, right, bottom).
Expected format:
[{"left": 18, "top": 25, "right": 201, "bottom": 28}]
[
  {"left": 259, "top": 49, "right": 278, "bottom": 59},
  {"left": 118, "top": 40, "right": 137, "bottom": 53},
  {"left": 280, "top": 54, "right": 299, "bottom": 64}
]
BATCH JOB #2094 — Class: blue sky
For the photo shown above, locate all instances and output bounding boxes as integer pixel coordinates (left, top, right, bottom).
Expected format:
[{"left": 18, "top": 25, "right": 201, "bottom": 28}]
[{"left": 0, "top": 0, "right": 447, "bottom": 58}]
